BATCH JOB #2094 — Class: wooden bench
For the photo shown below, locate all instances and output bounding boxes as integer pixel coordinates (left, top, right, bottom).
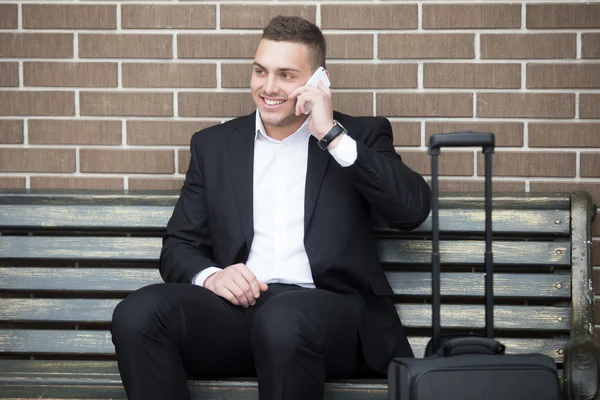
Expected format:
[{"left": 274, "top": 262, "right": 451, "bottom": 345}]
[{"left": 0, "top": 189, "right": 598, "bottom": 399}]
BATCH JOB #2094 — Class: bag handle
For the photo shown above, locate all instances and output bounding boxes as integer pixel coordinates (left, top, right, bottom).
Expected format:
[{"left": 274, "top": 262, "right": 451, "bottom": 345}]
[
  {"left": 438, "top": 337, "right": 506, "bottom": 357},
  {"left": 428, "top": 132, "right": 496, "bottom": 352}
]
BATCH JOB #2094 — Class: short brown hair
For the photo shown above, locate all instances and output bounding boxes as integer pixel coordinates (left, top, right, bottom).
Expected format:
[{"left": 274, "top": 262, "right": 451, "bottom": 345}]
[{"left": 262, "top": 15, "right": 326, "bottom": 70}]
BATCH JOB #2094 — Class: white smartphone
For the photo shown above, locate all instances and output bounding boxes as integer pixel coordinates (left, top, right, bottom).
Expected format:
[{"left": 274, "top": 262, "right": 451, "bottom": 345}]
[{"left": 304, "top": 67, "right": 330, "bottom": 114}]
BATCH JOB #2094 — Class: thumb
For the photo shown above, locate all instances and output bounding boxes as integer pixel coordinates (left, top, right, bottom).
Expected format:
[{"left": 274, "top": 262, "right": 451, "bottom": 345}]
[{"left": 259, "top": 281, "right": 269, "bottom": 292}]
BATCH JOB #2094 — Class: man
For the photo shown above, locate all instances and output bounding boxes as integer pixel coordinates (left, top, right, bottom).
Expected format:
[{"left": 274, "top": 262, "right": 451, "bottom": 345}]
[{"left": 111, "top": 15, "right": 431, "bottom": 400}]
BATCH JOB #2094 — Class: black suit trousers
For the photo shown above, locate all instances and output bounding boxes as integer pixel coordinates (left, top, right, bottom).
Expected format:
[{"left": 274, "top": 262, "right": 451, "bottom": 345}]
[{"left": 111, "top": 283, "right": 362, "bottom": 400}]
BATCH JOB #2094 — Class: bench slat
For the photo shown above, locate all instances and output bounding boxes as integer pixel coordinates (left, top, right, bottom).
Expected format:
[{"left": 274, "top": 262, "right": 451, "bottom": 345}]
[
  {"left": 0, "top": 299, "right": 571, "bottom": 331},
  {"left": 0, "top": 191, "right": 571, "bottom": 209},
  {"left": 0, "top": 205, "right": 570, "bottom": 235},
  {"left": 0, "top": 236, "right": 571, "bottom": 265},
  {"left": 0, "top": 268, "right": 572, "bottom": 299},
  {"left": 0, "top": 330, "right": 567, "bottom": 361}
]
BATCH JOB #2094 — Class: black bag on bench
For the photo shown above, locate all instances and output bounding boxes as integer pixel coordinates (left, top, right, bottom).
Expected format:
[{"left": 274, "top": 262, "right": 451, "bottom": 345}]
[{"left": 387, "top": 132, "right": 561, "bottom": 400}]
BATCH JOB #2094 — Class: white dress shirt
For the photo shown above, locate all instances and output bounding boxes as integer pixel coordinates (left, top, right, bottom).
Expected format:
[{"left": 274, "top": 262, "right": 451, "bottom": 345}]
[{"left": 193, "top": 111, "right": 358, "bottom": 288}]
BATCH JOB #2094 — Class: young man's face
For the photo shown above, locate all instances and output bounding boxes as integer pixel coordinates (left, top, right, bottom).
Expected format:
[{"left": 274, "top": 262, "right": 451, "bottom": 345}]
[{"left": 251, "top": 39, "right": 314, "bottom": 128}]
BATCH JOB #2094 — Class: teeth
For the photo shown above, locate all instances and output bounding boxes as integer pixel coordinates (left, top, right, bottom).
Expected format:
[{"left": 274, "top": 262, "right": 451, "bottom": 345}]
[{"left": 264, "top": 99, "right": 284, "bottom": 106}]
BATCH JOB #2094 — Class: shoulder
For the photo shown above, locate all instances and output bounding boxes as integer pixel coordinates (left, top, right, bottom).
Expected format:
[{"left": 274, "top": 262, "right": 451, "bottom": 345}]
[
  {"left": 333, "top": 111, "right": 392, "bottom": 141},
  {"left": 190, "top": 112, "right": 255, "bottom": 147}
]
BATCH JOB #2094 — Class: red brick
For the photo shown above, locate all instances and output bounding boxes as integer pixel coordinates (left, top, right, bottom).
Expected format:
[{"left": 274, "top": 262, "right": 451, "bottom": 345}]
[
  {"left": 377, "top": 93, "right": 473, "bottom": 118},
  {"left": 179, "top": 93, "right": 254, "bottom": 117},
  {"left": 0, "top": 91, "right": 75, "bottom": 116},
  {"left": 379, "top": 34, "right": 474, "bottom": 59},
  {"left": 423, "top": 4, "right": 520, "bottom": 29},
  {"left": 0, "top": 4, "right": 17, "bottom": 29},
  {"left": 127, "top": 120, "right": 219, "bottom": 146},
  {"left": 477, "top": 93, "right": 574, "bottom": 119},
  {"left": 529, "top": 123, "right": 600, "bottom": 148},
  {"left": 527, "top": 4, "right": 600, "bottom": 29},
  {"left": 0, "top": 177, "right": 25, "bottom": 189},
  {"left": 481, "top": 34, "right": 576, "bottom": 59},
  {"left": 0, "top": 149, "right": 75, "bottom": 172},
  {"left": 424, "top": 63, "right": 520, "bottom": 89},
  {"left": 23, "top": 5, "right": 116, "bottom": 29},
  {"left": 0, "top": 120, "right": 23, "bottom": 144},
  {"left": 28, "top": 120, "right": 122, "bottom": 145},
  {"left": 0, "top": 33, "right": 73, "bottom": 58},
  {"left": 24, "top": 62, "right": 117, "bottom": 88},
  {"left": 122, "top": 5, "right": 216, "bottom": 29},
  {"left": 477, "top": 152, "right": 576, "bottom": 178},
  {"left": 583, "top": 34, "right": 600, "bottom": 59},
  {"left": 79, "top": 34, "right": 172, "bottom": 59},
  {"left": 581, "top": 154, "right": 600, "bottom": 178},
  {"left": 80, "top": 92, "right": 173, "bottom": 117},
  {"left": 0, "top": 62, "right": 18, "bottom": 87},
  {"left": 30, "top": 177, "right": 123, "bottom": 190},
  {"left": 580, "top": 94, "right": 600, "bottom": 119},
  {"left": 80, "top": 149, "right": 174, "bottom": 174},
  {"left": 391, "top": 122, "right": 421, "bottom": 147}
]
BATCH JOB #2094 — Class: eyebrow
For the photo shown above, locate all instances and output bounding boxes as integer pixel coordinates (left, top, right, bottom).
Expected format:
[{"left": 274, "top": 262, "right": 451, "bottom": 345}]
[{"left": 252, "top": 62, "right": 301, "bottom": 73}]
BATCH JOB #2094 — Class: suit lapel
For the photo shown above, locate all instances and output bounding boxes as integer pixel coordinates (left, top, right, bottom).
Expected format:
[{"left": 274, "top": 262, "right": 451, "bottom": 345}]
[
  {"left": 229, "top": 113, "right": 255, "bottom": 250},
  {"left": 304, "top": 136, "right": 330, "bottom": 231}
]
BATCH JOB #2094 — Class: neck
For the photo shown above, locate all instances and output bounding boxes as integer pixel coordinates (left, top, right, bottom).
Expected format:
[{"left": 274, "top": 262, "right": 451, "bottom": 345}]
[{"left": 263, "top": 115, "right": 307, "bottom": 141}]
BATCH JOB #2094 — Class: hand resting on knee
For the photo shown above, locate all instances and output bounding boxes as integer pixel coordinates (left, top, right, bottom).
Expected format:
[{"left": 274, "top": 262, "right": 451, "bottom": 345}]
[{"left": 204, "top": 263, "right": 268, "bottom": 308}]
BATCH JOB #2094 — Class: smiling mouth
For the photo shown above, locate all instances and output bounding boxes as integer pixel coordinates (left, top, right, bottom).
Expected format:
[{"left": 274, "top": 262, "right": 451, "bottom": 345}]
[{"left": 262, "top": 97, "right": 286, "bottom": 106}]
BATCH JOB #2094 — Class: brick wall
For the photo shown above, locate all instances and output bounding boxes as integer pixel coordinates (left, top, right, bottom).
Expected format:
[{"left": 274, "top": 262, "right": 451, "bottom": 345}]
[{"left": 0, "top": 1, "right": 599, "bottom": 333}]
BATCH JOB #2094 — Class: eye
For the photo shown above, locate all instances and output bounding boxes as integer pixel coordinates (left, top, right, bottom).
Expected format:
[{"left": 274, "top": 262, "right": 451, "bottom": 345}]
[
  {"left": 282, "top": 73, "right": 293, "bottom": 80},
  {"left": 254, "top": 69, "right": 265, "bottom": 76}
]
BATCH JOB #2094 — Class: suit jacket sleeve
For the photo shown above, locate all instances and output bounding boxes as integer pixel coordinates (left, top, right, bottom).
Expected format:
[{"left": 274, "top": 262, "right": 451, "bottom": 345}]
[
  {"left": 345, "top": 117, "right": 431, "bottom": 230},
  {"left": 159, "top": 132, "right": 218, "bottom": 283}
]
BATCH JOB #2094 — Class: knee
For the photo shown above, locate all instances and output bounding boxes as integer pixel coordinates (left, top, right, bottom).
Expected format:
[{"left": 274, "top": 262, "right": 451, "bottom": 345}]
[
  {"left": 110, "top": 284, "right": 170, "bottom": 343},
  {"left": 251, "top": 296, "right": 321, "bottom": 359}
]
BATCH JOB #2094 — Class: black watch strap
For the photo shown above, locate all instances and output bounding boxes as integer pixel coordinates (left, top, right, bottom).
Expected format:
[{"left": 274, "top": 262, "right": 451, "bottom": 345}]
[{"left": 318, "top": 120, "right": 346, "bottom": 150}]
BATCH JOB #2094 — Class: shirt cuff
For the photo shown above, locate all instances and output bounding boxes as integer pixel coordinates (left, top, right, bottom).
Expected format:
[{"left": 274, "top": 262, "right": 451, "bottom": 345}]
[
  {"left": 192, "top": 267, "right": 223, "bottom": 287},
  {"left": 329, "top": 134, "right": 357, "bottom": 167}
]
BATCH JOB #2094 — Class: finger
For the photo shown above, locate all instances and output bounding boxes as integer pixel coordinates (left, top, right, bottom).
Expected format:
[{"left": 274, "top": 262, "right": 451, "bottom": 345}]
[
  {"left": 239, "top": 267, "right": 261, "bottom": 298},
  {"left": 259, "top": 281, "right": 269, "bottom": 292},
  {"left": 231, "top": 273, "right": 256, "bottom": 306},
  {"left": 317, "top": 80, "right": 332, "bottom": 96},
  {"left": 288, "top": 85, "right": 320, "bottom": 101},
  {"left": 225, "top": 279, "right": 250, "bottom": 307},
  {"left": 216, "top": 286, "right": 240, "bottom": 306}
]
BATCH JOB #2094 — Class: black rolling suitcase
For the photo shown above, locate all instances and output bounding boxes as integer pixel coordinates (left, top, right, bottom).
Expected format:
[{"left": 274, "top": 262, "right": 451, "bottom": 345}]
[{"left": 387, "top": 132, "right": 561, "bottom": 400}]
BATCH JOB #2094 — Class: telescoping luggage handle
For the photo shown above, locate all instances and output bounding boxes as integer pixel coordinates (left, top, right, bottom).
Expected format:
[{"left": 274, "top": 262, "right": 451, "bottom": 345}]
[{"left": 428, "top": 132, "right": 495, "bottom": 352}]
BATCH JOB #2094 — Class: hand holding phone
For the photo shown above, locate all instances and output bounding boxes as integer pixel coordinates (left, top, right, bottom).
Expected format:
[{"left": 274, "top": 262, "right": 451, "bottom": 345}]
[{"left": 304, "top": 67, "right": 330, "bottom": 114}]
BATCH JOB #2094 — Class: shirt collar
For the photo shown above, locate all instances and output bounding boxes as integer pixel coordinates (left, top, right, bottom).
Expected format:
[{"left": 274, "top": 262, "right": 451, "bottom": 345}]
[{"left": 255, "top": 110, "right": 311, "bottom": 146}]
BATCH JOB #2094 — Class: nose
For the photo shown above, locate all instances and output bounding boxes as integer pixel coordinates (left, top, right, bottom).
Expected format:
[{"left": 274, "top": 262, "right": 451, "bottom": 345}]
[{"left": 264, "top": 76, "right": 279, "bottom": 95}]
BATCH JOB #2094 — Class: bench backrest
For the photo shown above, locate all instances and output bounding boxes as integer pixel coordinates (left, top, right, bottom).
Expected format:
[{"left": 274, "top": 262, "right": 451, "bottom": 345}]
[{"left": 0, "top": 190, "right": 594, "bottom": 366}]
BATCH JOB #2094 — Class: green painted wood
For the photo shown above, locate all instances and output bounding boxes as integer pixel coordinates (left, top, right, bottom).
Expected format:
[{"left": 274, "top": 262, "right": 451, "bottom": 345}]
[
  {"left": 0, "top": 190, "right": 571, "bottom": 210},
  {"left": 0, "top": 236, "right": 160, "bottom": 261},
  {"left": 0, "top": 299, "right": 572, "bottom": 331},
  {"left": 0, "top": 236, "right": 571, "bottom": 266},
  {"left": 0, "top": 268, "right": 572, "bottom": 299},
  {"left": 373, "top": 209, "right": 569, "bottom": 235},
  {"left": 0, "top": 382, "right": 387, "bottom": 400},
  {"left": 385, "top": 271, "right": 571, "bottom": 298},
  {"left": 377, "top": 239, "right": 570, "bottom": 265},
  {"left": 0, "top": 205, "right": 171, "bottom": 230},
  {"left": 0, "top": 204, "right": 570, "bottom": 235},
  {"left": 0, "top": 360, "right": 566, "bottom": 400},
  {"left": 0, "top": 359, "right": 388, "bottom": 400},
  {"left": 0, "top": 330, "right": 567, "bottom": 362}
]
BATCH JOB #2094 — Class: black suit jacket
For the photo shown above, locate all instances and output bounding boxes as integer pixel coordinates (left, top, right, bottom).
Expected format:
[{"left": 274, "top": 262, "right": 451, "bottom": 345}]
[{"left": 160, "top": 110, "right": 431, "bottom": 373}]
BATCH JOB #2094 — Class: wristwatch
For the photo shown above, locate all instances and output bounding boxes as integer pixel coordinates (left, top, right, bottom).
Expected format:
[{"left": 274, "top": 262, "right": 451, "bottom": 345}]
[{"left": 318, "top": 120, "right": 348, "bottom": 150}]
